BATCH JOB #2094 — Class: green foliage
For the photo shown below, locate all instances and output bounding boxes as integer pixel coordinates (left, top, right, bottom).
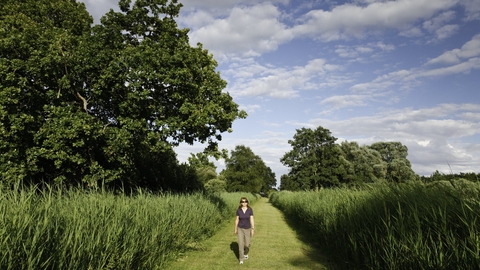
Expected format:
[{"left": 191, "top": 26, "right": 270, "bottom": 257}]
[
  {"left": 340, "top": 141, "right": 387, "bottom": 184},
  {"left": 271, "top": 182, "right": 480, "bottom": 269},
  {"left": 280, "top": 126, "right": 418, "bottom": 190},
  {"left": 222, "top": 145, "right": 276, "bottom": 193},
  {"left": 188, "top": 152, "right": 217, "bottom": 170},
  {"left": 188, "top": 152, "right": 218, "bottom": 187},
  {"left": 0, "top": 0, "right": 246, "bottom": 189},
  {"left": 204, "top": 178, "right": 227, "bottom": 193},
  {"left": 0, "top": 184, "right": 258, "bottom": 269},
  {"left": 369, "top": 142, "right": 417, "bottom": 183},
  {"left": 421, "top": 170, "right": 480, "bottom": 183},
  {"left": 280, "top": 126, "right": 346, "bottom": 190}
]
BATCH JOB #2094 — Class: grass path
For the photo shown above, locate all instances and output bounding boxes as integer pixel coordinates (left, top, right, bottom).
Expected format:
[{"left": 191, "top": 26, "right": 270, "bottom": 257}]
[{"left": 166, "top": 197, "right": 336, "bottom": 270}]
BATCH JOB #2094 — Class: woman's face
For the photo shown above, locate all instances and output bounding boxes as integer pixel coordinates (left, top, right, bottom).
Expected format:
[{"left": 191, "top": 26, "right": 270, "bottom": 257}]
[{"left": 241, "top": 199, "right": 248, "bottom": 206}]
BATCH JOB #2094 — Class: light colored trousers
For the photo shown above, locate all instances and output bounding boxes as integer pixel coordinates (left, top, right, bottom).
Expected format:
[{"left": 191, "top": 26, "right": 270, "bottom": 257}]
[{"left": 237, "top": 228, "right": 252, "bottom": 261}]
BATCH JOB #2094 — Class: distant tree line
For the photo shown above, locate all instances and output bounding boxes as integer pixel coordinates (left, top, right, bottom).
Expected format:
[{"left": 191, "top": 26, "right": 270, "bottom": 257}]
[
  {"left": 279, "top": 126, "right": 419, "bottom": 191},
  {"left": 420, "top": 171, "right": 480, "bottom": 183}
]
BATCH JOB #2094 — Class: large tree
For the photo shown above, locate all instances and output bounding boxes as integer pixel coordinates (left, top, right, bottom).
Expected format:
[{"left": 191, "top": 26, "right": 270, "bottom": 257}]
[
  {"left": 280, "top": 126, "right": 347, "bottom": 190},
  {"left": 369, "top": 142, "right": 417, "bottom": 183},
  {"left": 222, "top": 145, "right": 276, "bottom": 193},
  {"left": 0, "top": 0, "right": 246, "bottom": 190},
  {"left": 339, "top": 141, "right": 387, "bottom": 184}
]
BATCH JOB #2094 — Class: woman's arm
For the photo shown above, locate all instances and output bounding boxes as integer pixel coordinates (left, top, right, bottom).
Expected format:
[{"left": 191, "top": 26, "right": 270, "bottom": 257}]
[
  {"left": 234, "top": 216, "right": 239, "bottom": 234},
  {"left": 250, "top": 215, "right": 255, "bottom": 236}
]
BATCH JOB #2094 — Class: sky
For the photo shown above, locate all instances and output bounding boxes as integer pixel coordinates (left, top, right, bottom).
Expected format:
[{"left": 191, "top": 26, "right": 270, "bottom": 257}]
[{"left": 79, "top": 0, "right": 480, "bottom": 184}]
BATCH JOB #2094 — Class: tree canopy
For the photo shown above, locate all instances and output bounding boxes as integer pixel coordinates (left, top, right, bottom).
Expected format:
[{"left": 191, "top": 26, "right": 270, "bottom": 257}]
[
  {"left": 0, "top": 0, "right": 246, "bottom": 191},
  {"left": 369, "top": 142, "right": 417, "bottom": 183},
  {"left": 340, "top": 141, "right": 387, "bottom": 184},
  {"left": 280, "top": 126, "right": 418, "bottom": 190},
  {"left": 222, "top": 145, "right": 276, "bottom": 193},
  {"left": 280, "top": 127, "right": 346, "bottom": 190}
]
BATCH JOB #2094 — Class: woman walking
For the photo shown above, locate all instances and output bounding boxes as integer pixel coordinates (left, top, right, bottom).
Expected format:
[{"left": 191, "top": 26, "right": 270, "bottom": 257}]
[{"left": 234, "top": 197, "right": 255, "bottom": 265}]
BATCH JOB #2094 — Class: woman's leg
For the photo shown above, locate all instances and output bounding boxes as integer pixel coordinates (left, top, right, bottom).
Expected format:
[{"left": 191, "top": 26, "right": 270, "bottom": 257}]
[
  {"left": 244, "top": 228, "right": 251, "bottom": 256},
  {"left": 237, "top": 228, "right": 245, "bottom": 261}
]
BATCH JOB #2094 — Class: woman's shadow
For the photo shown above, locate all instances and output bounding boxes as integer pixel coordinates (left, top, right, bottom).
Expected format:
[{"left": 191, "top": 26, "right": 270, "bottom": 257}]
[{"left": 230, "top": 242, "right": 239, "bottom": 260}]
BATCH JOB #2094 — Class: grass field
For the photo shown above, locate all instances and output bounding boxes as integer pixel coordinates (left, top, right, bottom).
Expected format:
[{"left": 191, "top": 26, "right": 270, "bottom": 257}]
[
  {"left": 270, "top": 181, "right": 480, "bottom": 269},
  {"left": 0, "top": 184, "right": 259, "bottom": 270},
  {"left": 3, "top": 180, "right": 480, "bottom": 269}
]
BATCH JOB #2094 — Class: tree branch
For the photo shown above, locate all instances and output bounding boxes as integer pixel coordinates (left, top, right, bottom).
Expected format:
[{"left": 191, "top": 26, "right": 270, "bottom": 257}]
[{"left": 76, "top": 92, "right": 88, "bottom": 112}]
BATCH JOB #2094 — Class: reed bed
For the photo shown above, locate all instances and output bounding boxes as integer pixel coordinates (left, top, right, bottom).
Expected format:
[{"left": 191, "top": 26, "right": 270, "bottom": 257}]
[
  {"left": 270, "top": 181, "right": 480, "bottom": 269},
  {"left": 0, "top": 184, "right": 258, "bottom": 270}
]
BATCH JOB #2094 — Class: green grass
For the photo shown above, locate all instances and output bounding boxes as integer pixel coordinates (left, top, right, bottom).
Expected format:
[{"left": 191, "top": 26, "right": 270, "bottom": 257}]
[
  {"left": 0, "top": 184, "right": 259, "bottom": 270},
  {"left": 270, "top": 181, "right": 480, "bottom": 269},
  {"left": 166, "top": 197, "right": 335, "bottom": 269},
  {"left": 7, "top": 180, "right": 479, "bottom": 269}
]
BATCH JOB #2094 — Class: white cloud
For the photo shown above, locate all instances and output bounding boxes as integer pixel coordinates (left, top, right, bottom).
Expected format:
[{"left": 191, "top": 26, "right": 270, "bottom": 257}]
[
  {"left": 187, "top": 4, "right": 293, "bottom": 57},
  {"left": 179, "top": 0, "right": 289, "bottom": 14},
  {"left": 239, "top": 104, "right": 261, "bottom": 114},
  {"left": 178, "top": 10, "right": 215, "bottom": 28},
  {"left": 335, "top": 42, "right": 395, "bottom": 58},
  {"left": 434, "top": 24, "right": 460, "bottom": 40},
  {"left": 460, "top": 0, "right": 480, "bottom": 21},
  {"left": 426, "top": 34, "right": 480, "bottom": 65},
  {"left": 351, "top": 69, "right": 411, "bottom": 92},
  {"left": 352, "top": 35, "right": 480, "bottom": 93},
  {"left": 423, "top": 10, "right": 456, "bottom": 32},
  {"left": 320, "top": 95, "right": 369, "bottom": 110},
  {"left": 292, "top": 0, "right": 458, "bottom": 41},
  {"left": 421, "top": 10, "right": 460, "bottom": 41},
  {"left": 410, "top": 57, "right": 480, "bottom": 79},
  {"left": 399, "top": 27, "right": 423, "bottom": 37},
  {"left": 225, "top": 58, "right": 342, "bottom": 98}
]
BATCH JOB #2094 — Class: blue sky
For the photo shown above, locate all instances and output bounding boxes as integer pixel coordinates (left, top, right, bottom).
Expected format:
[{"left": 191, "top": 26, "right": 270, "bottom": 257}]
[{"left": 80, "top": 0, "right": 480, "bottom": 182}]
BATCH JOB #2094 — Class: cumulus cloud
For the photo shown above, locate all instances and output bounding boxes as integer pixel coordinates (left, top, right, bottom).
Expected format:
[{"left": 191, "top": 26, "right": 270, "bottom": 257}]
[
  {"left": 335, "top": 42, "right": 395, "bottom": 59},
  {"left": 399, "top": 27, "right": 424, "bottom": 37},
  {"left": 422, "top": 11, "right": 460, "bottom": 41},
  {"left": 224, "top": 58, "right": 342, "bottom": 98},
  {"left": 320, "top": 95, "right": 370, "bottom": 110},
  {"left": 460, "top": 0, "right": 480, "bottom": 21},
  {"left": 239, "top": 104, "right": 261, "bottom": 114},
  {"left": 179, "top": 0, "right": 462, "bottom": 59},
  {"left": 187, "top": 4, "right": 293, "bottom": 57},
  {"left": 179, "top": 0, "right": 288, "bottom": 14},
  {"left": 423, "top": 10, "right": 456, "bottom": 32},
  {"left": 177, "top": 10, "right": 215, "bottom": 28},
  {"left": 351, "top": 35, "right": 480, "bottom": 93},
  {"left": 426, "top": 34, "right": 480, "bottom": 65},
  {"left": 433, "top": 24, "right": 460, "bottom": 40},
  {"left": 410, "top": 58, "right": 480, "bottom": 79},
  {"left": 292, "top": 0, "right": 458, "bottom": 41}
]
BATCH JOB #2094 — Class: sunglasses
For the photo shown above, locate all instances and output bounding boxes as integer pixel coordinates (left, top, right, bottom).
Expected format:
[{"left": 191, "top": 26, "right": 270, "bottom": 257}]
[{"left": 241, "top": 200, "right": 248, "bottom": 203}]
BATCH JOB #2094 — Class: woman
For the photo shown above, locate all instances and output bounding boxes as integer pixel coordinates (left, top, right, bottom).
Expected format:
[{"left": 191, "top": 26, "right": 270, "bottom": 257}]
[{"left": 234, "top": 197, "right": 255, "bottom": 265}]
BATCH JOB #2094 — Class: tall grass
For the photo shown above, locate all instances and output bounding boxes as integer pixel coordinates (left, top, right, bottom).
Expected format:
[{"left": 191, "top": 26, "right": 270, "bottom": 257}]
[
  {"left": 0, "top": 184, "right": 258, "bottom": 270},
  {"left": 270, "top": 181, "right": 480, "bottom": 269}
]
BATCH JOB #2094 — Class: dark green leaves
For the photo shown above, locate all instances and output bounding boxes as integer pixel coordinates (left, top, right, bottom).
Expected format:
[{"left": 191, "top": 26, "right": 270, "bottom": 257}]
[
  {"left": 1, "top": 0, "right": 245, "bottom": 191},
  {"left": 222, "top": 145, "right": 276, "bottom": 193}
]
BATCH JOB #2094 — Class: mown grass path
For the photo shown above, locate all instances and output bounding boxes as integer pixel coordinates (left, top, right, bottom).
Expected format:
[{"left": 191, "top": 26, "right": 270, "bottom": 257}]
[{"left": 166, "top": 197, "right": 336, "bottom": 270}]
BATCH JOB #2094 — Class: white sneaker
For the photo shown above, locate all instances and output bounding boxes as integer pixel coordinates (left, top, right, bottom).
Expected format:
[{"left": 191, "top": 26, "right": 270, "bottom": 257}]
[
  {"left": 239, "top": 261, "right": 244, "bottom": 264},
  {"left": 244, "top": 255, "right": 248, "bottom": 259}
]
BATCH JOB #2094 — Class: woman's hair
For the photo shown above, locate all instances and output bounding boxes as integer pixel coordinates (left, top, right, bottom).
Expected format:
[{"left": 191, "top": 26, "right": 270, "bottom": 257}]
[{"left": 238, "top": 197, "right": 251, "bottom": 209}]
